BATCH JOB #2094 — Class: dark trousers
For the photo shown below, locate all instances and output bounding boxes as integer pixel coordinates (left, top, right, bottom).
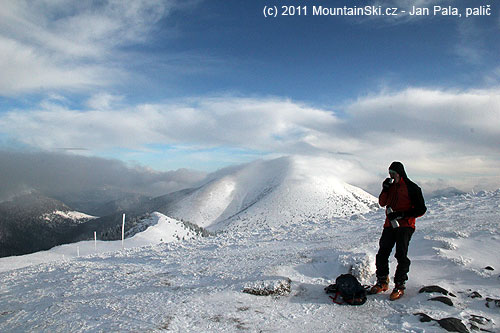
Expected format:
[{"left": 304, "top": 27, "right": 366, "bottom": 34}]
[{"left": 375, "top": 227, "right": 415, "bottom": 284}]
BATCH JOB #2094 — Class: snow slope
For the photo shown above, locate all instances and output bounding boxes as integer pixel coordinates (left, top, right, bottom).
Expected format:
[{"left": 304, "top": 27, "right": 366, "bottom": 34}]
[
  {"left": 42, "top": 210, "right": 96, "bottom": 222},
  {"left": 170, "top": 156, "right": 378, "bottom": 231},
  {"left": 0, "top": 212, "right": 201, "bottom": 272},
  {"left": 0, "top": 190, "right": 499, "bottom": 332}
]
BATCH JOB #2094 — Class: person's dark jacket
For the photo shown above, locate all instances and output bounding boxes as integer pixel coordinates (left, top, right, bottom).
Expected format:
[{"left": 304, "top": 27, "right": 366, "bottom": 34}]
[{"left": 379, "top": 161, "right": 427, "bottom": 228}]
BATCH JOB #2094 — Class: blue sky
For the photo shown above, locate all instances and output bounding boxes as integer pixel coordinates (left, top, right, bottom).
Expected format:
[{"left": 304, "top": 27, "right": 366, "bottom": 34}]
[
  {"left": 1, "top": 0, "right": 499, "bottom": 193},
  {"left": 119, "top": 0, "right": 499, "bottom": 105}
]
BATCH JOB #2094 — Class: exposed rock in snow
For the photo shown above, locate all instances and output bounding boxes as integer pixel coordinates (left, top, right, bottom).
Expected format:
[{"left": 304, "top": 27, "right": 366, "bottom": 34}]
[
  {"left": 429, "top": 296, "right": 454, "bottom": 306},
  {"left": 419, "top": 285, "right": 452, "bottom": 296},
  {"left": 436, "top": 317, "right": 469, "bottom": 333},
  {"left": 414, "top": 314, "right": 470, "bottom": 333},
  {"left": 414, "top": 312, "right": 434, "bottom": 322},
  {"left": 469, "top": 314, "right": 492, "bottom": 326},
  {"left": 468, "top": 291, "right": 482, "bottom": 298},
  {"left": 485, "top": 297, "right": 500, "bottom": 308},
  {"left": 243, "top": 277, "right": 292, "bottom": 296}
]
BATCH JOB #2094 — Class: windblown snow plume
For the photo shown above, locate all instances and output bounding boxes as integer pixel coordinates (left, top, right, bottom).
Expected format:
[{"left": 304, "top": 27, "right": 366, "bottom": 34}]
[{"left": 169, "top": 156, "right": 378, "bottom": 231}]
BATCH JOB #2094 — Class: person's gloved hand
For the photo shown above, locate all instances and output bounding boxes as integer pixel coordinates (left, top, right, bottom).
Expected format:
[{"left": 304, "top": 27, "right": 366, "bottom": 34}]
[
  {"left": 387, "top": 211, "right": 405, "bottom": 221},
  {"left": 382, "top": 178, "right": 393, "bottom": 190}
]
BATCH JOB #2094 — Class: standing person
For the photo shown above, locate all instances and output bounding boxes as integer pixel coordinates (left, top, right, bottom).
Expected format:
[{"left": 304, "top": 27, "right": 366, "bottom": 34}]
[{"left": 369, "top": 161, "right": 427, "bottom": 300}]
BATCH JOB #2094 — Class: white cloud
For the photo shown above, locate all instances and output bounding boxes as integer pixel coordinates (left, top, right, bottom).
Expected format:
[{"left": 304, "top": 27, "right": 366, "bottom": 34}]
[
  {"left": 86, "top": 93, "right": 124, "bottom": 110},
  {"left": 344, "top": 88, "right": 500, "bottom": 151},
  {"left": 0, "top": 0, "right": 179, "bottom": 95},
  {"left": 338, "top": 88, "right": 500, "bottom": 192},
  {"left": 1, "top": 88, "right": 499, "bottom": 192},
  {"left": 0, "top": 36, "right": 119, "bottom": 94},
  {"left": 0, "top": 97, "right": 339, "bottom": 151}
]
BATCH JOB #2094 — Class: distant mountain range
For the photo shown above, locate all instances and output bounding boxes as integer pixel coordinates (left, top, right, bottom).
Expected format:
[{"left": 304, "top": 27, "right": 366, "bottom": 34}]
[
  {"left": 2, "top": 157, "right": 381, "bottom": 257},
  {"left": 0, "top": 192, "right": 95, "bottom": 257}
]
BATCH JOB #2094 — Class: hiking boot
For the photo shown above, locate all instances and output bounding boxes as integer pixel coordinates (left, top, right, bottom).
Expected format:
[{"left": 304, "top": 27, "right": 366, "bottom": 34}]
[
  {"left": 390, "top": 283, "right": 405, "bottom": 301},
  {"left": 368, "top": 276, "right": 389, "bottom": 295}
]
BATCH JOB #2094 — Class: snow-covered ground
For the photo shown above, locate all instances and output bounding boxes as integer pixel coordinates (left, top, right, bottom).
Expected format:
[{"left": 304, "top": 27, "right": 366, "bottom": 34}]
[
  {"left": 0, "top": 159, "right": 499, "bottom": 332},
  {"left": 0, "top": 213, "right": 200, "bottom": 272}
]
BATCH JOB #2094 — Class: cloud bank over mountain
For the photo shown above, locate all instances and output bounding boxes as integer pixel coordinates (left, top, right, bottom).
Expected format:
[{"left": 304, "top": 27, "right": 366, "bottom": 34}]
[
  {"left": 1, "top": 87, "right": 499, "bottom": 193},
  {"left": 0, "top": 150, "right": 206, "bottom": 202}
]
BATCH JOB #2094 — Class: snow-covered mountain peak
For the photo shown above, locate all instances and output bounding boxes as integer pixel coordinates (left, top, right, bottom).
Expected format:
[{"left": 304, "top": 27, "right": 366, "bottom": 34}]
[{"left": 170, "top": 156, "right": 378, "bottom": 230}]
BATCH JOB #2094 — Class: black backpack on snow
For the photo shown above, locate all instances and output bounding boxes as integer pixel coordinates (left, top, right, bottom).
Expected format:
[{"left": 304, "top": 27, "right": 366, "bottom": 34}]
[{"left": 324, "top": 273, "right": 367, "bottom": 305}]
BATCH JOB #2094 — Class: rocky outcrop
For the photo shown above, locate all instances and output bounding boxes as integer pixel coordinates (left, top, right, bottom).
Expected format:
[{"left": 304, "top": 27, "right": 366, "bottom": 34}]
[
  {"left": 415, "top": 285, "right": 497, "bottom": 332},
  {"left": 414, "top": 314, "right": 469, "bottom": 333},
  {"left": 429, "top": 296, "right": 454, "bottom": 306},
  {"left": 419, "top": 285, "right": 456, "bottom": 297},
  {"left": 243, "top": 277, "right": 291, "bottom": 296}
]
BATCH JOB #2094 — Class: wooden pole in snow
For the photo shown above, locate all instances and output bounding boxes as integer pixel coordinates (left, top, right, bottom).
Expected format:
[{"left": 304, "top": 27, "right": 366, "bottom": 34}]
[
  {"left": 122, "top": 213, "right": 125, "bottom": 249},
  {"left": 94, "top": 231, "right": 97, "bottom": 252}
]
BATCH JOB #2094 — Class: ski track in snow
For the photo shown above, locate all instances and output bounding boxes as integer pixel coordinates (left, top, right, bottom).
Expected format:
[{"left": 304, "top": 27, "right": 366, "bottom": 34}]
[{"left": 1, "top": 188, "right": 500, "bottom": 331}]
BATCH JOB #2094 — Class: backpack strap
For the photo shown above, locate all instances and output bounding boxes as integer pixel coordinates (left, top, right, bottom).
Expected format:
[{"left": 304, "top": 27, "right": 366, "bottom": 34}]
[
  {"left": 324, "top": 283, "right": 338, "bottom": 294},
  {"left": 329, "top": 292, "right": 344, "bottom": 305}
]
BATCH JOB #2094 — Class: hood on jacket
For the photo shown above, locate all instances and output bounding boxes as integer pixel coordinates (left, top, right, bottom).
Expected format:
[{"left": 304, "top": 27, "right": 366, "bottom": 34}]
[{"left": 389, "top": 161, "right": 408, "bottom": 179}]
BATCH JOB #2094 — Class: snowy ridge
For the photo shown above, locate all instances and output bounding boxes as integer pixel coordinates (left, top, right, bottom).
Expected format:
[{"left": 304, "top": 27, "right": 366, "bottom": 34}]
[
  {"left": 0, "top": 212, "right": 201, "bottom": 272},
  {"left": 0, "top": 190, "right": 499, "bottom": 332},
  {"left": 170, "top": 156, "right": 378, "bottom": 231},
  {"left": 126, "top": 212, "right": 203, "bottom": 244}
]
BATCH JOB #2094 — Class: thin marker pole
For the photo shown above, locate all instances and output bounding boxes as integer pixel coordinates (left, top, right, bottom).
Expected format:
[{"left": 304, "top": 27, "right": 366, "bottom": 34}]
[
  {"left": 94, "top": 231, "right": 97, "bottom": 252},
  {"left": 122, "top": 213, "right": 126, "bottom": 249}
]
